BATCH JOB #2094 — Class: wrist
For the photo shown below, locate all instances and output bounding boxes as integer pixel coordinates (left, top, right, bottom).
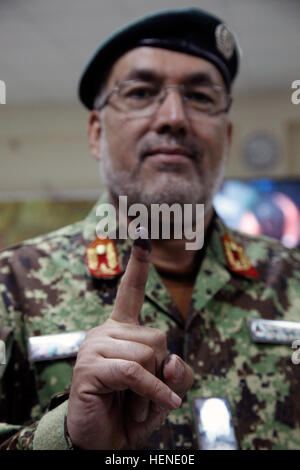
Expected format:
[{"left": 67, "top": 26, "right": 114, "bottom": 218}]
[{"left": 64, "top": 414, "right": 85, "bottom": 450}]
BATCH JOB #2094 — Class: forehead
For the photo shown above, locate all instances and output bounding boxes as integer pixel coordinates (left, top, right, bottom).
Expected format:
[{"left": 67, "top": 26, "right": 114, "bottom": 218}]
[{"left": 106, "top": 46, "right": 225, "bottom": 87}]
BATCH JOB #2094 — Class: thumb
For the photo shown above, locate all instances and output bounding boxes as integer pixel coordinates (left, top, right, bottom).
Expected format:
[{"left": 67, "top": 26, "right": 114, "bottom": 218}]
[{"left": 162, "top": 354, "right": 194, "bottom": 398}]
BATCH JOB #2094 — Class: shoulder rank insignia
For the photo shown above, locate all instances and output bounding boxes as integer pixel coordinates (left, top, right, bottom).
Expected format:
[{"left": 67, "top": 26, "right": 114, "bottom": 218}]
[
  {"left": 222, "top": 234, "right": 260, "bottom": 279},
  {"left": 86, "top": 238, "right": 121, "bottom": 279}
]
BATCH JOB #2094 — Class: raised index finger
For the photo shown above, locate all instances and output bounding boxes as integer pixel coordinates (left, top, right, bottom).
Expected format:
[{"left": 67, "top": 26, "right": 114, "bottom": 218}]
[{"left": 110, "top": 227, "right": 151, "bottom": 324}]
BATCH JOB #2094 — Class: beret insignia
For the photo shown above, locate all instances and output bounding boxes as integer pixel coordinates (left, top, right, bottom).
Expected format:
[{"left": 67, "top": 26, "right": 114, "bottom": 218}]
[{"left": 215, "top": 23, "right": 235, "bottom": 60}]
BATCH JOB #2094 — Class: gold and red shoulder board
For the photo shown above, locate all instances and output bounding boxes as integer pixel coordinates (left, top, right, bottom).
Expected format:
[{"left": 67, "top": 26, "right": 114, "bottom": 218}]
[
  {"left": 222, "top": 234, "right": 260, "bottom": 279},
  {"left": 86, "top": 238, "right": 121, "bottom": 279}
]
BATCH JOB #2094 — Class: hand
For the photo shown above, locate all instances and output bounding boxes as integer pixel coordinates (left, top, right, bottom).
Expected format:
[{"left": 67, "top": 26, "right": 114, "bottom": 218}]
[{"left": 66, "top": 232, "right": 194, "bottom": 449}]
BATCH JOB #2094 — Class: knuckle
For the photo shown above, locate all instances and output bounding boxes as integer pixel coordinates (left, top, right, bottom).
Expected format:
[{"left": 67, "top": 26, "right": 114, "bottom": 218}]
[
  {"left": 72, "top": 363, "right": 90, "bottom": 388},
  {"left": 74, "top": 381, "right": 90, "bottom": 398},
  {"left": 152, "top": 329, "right": 166, "bottom": 348},
  {"left": 81, "top": 329, "right": 93, "bottom": 342},
  {"left": 141, "top": 345, "right": 155, "bottom": 364},
  {"left": 83, "top": 321, "right": 116, "bottom": 345},
  {"left": 121, "top": 360, "right": 141, "bottom": 381},
  {"left": 152, "top": 377, "right": 164, "bottom": 397},
  {"left": 73, "top": 356, "right": 92, "bottom": 375},
  {"left": 84, "top": 324, "right": 105, "bottom": 341}
]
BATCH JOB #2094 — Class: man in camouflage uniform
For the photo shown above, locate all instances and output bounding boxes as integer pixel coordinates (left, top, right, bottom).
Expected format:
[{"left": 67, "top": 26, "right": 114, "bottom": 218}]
[{"left": 1, "top": 8, "right": 300, "bottom": 450}]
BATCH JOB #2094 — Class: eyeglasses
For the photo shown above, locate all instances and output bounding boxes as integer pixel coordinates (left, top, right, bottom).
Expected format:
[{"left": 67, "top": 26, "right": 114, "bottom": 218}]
[{"left": 97, "top": 80, "right": 232, "bottom": 118}]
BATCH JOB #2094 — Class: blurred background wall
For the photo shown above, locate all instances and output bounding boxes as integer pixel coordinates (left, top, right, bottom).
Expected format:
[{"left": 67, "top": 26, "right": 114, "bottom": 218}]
[{"left": 0, "top": 0, "right": 299, "bottom": 248}]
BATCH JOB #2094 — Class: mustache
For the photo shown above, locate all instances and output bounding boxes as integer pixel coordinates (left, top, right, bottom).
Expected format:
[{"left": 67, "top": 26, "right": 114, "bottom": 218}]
[{"left": 139, "top": 138, "right": 204, "bottom": 161}]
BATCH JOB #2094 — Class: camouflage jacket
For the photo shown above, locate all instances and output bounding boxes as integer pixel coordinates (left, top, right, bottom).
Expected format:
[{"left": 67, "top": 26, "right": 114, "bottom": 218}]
[{"left": 1, "top": 195, "right": 300, "bottom": 450}]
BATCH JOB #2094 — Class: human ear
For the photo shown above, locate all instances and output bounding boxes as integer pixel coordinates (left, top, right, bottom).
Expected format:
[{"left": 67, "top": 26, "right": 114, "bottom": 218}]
[
  {"left": 227, "top": 120, "right": 233, "bottom": 146},
  {"left": 88, "top": 111, "right": 102, "bottom": 161},
  {"left": 225, "top": 120, "right": 233, "bottom": 163}
]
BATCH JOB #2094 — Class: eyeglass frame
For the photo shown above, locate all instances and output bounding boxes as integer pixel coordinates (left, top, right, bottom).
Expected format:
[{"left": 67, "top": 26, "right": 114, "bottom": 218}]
[{"left": 96, "top": 79, "right": 233, "bottom": 117}]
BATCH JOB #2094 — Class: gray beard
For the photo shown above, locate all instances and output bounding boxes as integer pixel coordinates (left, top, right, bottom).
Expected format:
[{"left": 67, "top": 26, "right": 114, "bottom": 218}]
[
  {"left": 100, "top": 158, "right": 226, "bottom": 215},
  {"left": 98, "top": 123, "right": 227, "bottom": 214}
]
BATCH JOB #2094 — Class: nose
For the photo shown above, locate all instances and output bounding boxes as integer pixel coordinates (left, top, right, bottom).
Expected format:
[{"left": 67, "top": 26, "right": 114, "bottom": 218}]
[{"left": 151, "top": 87, "right": 188, "bottom": 136}]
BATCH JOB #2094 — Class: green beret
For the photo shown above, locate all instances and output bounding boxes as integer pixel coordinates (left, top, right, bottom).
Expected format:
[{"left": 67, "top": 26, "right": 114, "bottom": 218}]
[{"left": 79, "top": 8, "right": 240, "bottom": 110}]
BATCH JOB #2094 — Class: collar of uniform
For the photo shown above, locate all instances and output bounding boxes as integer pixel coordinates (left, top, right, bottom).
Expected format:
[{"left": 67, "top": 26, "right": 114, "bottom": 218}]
[
  {"left": 81, "top": 199, "right": 260, "bottom": 323},
  {"left": 186, "top": 213, "right": 261, "bottom": 326},
  {"left": 186, "top": 213, "right": 232, "bottom": 320},
  {"left": 208, "top": 212, "right": 232, "bottom": 268},
  {"left": 82, "top": 193, "right": 184, "bottom": 322},
  {"left": 145, "top": 213, "right": 233, "bottom": 327}
]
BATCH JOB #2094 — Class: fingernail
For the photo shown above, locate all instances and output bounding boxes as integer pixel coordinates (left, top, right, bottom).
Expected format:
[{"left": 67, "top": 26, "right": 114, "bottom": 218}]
[
  {"left": 174, "top": 357, "right": 185, "bottom": 383},
  {"left": 171, "top": 392, "right": 182, "bottom": 409},
  {"left": 133, "top": 227, "right": 151, "bottom": 252},
  {"left": 162, "top": 354, "right": 173, "bottom": 368}
]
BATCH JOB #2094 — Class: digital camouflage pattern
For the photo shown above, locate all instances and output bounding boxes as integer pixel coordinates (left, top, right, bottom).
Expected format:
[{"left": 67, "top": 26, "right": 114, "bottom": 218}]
[{"left": 1, "top": 194, "right": 300, "bottom": 450}]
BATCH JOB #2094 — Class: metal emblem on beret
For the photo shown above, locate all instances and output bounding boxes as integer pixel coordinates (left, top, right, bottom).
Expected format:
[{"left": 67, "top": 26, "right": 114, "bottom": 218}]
[{"left": 215, "top": 23, "right": 235, "bottom": 60}]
